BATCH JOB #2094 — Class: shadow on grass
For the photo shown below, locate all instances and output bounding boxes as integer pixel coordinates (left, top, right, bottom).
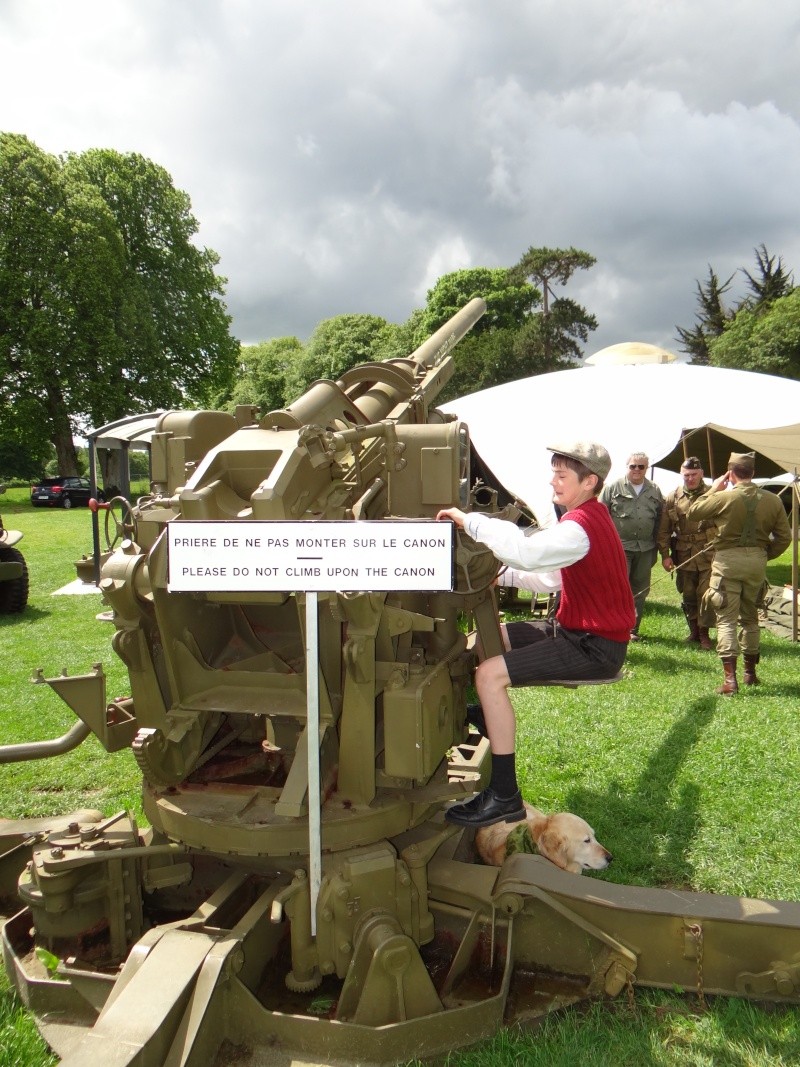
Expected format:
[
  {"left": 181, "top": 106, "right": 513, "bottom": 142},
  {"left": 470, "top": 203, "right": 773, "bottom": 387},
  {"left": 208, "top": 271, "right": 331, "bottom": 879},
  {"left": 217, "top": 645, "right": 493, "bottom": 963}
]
[
  {"left": 0, "top": 604, "right": 50, "bottom": 628},
  {"left": 626, "top": 645, "right": 716, "bottom": 676},
  {"left": 565, "top": 696, "right": 717, "bottom": 889}
]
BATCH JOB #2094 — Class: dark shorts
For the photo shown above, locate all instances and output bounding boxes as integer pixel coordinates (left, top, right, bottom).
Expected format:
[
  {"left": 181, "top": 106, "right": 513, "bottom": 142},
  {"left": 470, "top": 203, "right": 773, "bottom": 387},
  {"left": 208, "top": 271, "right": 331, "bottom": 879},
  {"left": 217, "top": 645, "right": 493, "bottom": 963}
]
[{"left": 503, "top": 619, "right": 628, "bottom": 686}]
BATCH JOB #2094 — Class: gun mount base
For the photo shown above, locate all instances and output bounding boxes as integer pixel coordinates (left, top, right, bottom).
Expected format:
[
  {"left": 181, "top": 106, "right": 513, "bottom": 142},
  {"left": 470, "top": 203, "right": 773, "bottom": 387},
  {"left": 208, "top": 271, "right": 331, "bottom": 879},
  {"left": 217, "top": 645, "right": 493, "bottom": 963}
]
[{"left": 6, "top": 817, "right": 800, "bottom": 1067}]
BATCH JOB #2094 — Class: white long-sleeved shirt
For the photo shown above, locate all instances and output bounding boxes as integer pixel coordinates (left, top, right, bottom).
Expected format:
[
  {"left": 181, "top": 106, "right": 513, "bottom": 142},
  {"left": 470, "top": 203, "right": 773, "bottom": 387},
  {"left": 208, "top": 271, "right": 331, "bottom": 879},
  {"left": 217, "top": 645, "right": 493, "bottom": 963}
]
[{"left": 463, "top": 513, "right": 590, "bottom": 594}]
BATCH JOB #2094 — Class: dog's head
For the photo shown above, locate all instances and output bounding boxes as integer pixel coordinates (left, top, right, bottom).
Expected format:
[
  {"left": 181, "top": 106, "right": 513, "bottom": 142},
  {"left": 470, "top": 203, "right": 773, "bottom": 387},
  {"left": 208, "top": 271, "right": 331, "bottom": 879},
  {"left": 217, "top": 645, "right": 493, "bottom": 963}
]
[{"left": 535, "top": 813, "right": 613, "bottom": 874}]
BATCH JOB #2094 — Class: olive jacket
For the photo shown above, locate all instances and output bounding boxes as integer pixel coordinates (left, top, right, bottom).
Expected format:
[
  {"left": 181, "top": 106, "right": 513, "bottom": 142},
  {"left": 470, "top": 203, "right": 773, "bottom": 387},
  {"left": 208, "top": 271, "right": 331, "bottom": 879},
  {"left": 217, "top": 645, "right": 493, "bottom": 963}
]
[{"left": 600, "top": 477, "right": 664, "bottom": 553}]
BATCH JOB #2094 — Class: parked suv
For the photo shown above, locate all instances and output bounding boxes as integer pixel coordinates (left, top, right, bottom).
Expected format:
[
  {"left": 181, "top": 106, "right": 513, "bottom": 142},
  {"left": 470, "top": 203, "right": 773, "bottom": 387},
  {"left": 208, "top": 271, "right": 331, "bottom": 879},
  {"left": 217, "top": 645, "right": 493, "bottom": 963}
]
[{"left": 30, "top": 476, "right": 104, "bottom": 509}]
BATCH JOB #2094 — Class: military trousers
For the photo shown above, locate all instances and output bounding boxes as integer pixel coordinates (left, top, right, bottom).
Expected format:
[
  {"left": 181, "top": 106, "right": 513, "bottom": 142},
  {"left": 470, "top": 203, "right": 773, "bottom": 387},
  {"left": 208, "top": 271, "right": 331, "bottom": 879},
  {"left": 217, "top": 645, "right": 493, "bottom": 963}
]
[
  {"left": 703, "top": 547, "right": 767, "bottom": 659},
  {"left": 624, "top": 547, "right": 657, "bottom": 633},
  {"left": 674, "top": 555, "right": 714, "bottom": 627}
]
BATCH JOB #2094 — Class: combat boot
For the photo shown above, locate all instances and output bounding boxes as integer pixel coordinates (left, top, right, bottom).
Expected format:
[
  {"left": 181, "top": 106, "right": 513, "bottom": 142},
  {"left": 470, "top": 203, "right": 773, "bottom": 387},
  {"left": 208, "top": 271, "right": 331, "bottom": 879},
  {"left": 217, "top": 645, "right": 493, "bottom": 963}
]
[
  {"left": 743, "top": 653, "right": 760, "bottom": 686},
  {"left": 698, "top": 627, "right": 714, "bottom": 651},
  {"left": 684, "top": 619, "right": 700, "bottom": 644},
  {"left": 716, "top": 657, "right": 738, "bottom": 696}
]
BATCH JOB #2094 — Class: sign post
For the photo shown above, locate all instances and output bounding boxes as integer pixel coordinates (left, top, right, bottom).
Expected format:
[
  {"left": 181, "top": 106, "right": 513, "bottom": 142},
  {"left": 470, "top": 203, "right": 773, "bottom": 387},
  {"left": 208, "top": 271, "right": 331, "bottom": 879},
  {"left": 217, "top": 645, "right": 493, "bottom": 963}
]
[
  {"left": 168, "top": 519, "right": 455, "bottom": 938},
  {"left": 305, "top": 590, "right": 321, "bottom": 933}
]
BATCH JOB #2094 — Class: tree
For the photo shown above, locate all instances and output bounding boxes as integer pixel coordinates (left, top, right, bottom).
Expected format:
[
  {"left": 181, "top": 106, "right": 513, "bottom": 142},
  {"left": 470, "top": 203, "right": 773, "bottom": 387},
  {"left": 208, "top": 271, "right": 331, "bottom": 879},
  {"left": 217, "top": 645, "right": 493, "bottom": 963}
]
[
  {"left": 416, "top": 267, "right": 537, "bottom": 342},
  {"left": 283, "top": 314, "right": 406, "bottom": 401},
  {"left": 230, "top": 337, "right": 304, "bottom": 414},
  {"left": 0, "top": 134, "right": 124, "bottom": 473},
  {"left": 677, "top": 248, "right": 794, "bottom": 366},
  {"left": 741, "top": 243, "right": 794, "bottom": 308},
  {"left": 63, "top": 148, "right": 239, "bottom": 419},
  {"left": 675, "top": 267, "right": 734, "bottom": 365},
  {"left": 0, "top": 134, "right": 238, "bottom": 479},
  {"left": 708, "top": 288, "right": 800, "bottom": 379},
  {"left": 509, "top": 247, "right": 597, "bottom": 367}
]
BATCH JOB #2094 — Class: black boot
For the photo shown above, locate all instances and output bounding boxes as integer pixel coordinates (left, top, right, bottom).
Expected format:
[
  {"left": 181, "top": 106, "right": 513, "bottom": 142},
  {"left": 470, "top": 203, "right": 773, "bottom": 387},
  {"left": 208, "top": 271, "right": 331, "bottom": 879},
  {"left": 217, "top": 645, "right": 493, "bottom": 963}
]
[
  {"left": 685, "top": 619, "right": 700, "bottom": 644},
  {"left": 445, "top": 787, "right": 526, "bottom": 827}
]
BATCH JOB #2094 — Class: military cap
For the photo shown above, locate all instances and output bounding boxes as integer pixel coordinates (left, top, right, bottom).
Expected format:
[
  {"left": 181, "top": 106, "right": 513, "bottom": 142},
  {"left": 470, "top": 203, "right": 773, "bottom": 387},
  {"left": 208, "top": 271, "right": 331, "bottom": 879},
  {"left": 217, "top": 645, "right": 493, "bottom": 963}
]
[
  {"left": 547, "top": 440, "right": 612, "bottom": 479},
  {"left": 728, "top": 451, "right": 755, "bottom": 471},
  {"left": 681, "top": 456, "right": 703, "bottom": 470}
]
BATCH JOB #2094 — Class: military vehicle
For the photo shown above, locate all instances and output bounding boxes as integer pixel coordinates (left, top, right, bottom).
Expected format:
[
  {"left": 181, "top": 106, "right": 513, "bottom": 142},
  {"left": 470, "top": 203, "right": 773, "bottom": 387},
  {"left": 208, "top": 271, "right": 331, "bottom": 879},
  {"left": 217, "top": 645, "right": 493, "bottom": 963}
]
[
  {"left": 4, "top": 299, "right": 800, "bottom": 1067},
  {"left": 0, "top": 485, "right": 28, "bottom": 614}
]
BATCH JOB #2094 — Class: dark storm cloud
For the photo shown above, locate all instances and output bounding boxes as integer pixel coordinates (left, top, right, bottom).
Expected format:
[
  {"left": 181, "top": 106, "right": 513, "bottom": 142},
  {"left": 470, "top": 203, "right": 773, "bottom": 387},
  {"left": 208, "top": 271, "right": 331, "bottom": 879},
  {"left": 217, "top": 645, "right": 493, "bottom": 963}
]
[{"left": 2, "top": 0, "right": 799, "bottom": 354}]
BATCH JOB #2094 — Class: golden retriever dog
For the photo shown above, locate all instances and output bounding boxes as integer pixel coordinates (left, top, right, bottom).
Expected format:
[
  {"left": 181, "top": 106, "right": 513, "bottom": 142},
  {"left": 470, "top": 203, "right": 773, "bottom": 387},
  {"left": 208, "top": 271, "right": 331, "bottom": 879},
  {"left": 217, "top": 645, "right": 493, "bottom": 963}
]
[{"left": 474, "top": 803, "right": 612, "bottom": 874}]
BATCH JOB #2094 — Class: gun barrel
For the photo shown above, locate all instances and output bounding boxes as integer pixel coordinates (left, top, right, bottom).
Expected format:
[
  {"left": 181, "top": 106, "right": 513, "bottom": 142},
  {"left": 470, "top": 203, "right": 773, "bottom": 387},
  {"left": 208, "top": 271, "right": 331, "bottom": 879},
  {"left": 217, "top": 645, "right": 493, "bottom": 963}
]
[{"left": 408, "top": 297, "right": 486, "bottom": 371}]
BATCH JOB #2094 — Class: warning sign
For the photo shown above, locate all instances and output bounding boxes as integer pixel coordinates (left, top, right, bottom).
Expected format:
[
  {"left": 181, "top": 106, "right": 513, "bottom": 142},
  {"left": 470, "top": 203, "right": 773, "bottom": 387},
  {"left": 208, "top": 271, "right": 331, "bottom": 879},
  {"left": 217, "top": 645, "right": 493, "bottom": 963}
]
[{"left": 167, "top": 519, "right": 454, "bottom": 592}]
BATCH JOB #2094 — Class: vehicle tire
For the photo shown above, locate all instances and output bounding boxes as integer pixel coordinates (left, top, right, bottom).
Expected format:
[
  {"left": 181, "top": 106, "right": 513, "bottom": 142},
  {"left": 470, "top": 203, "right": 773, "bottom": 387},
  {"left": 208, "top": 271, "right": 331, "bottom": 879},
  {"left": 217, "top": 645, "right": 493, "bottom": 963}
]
[
  {"left": 0, "top": 545, "right": 29, "bottom": 613},
  {"left": 62, "top": 496, "right": 73, "bottom": 510}
]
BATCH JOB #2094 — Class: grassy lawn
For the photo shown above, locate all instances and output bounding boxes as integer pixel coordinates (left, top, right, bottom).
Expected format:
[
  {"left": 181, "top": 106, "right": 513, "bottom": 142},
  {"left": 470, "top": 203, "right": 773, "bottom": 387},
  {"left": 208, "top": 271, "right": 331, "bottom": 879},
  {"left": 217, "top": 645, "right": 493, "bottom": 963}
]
[{"left": 2, "top": 486, "right": 800, "bottom": 1065}]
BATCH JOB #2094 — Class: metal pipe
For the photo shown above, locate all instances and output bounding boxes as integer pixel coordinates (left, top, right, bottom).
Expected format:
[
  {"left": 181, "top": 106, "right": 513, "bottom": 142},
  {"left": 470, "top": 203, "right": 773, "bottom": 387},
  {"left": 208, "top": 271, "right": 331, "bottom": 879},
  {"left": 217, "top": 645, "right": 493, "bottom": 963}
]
[{"left": 0, "top": 721, "right": 91, "bottom": 764}]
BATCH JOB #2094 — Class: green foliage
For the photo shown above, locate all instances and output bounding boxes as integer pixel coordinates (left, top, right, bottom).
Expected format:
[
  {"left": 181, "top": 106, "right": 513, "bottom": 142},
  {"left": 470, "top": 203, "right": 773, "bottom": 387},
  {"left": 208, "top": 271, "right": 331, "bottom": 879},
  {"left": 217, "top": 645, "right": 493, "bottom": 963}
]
[
  {"left": 508, "top": 246, "right": 598, "bottom": 372},
  {"left": 422, "top": 256, "right": 596, "bottom": 401},
  {"left": 63, "top": 148, "right": 240, "bottom": 415},
  {"left": 417, "top": 267, "right": 537, "bottom": 340},
  {"left": 511, "top": 245, "right": 597, "bottom": 296},
  {"left": 708, "top": 289, "right": 800, "bottom": 378},
  {"left": 230, "top": 336, "right": 304, "bottom": 414},
  {"left": 0, "top": 133, "right": 239, "bottom": 474},
  {"left": 0, "top": 431, "right": 52, "bottom": 481},
  {"left": 436, "top": 327, "right": 517, "bottom": 404},
  {"left": 677, "top": 246, "right": 796, "bottom": 371},
  {"left": 676, "top": 265, "right": 735, "bottom": 365},
  {"left": 283, "top": 314, "right": 405, "bottom": 401},
  {"left": 741, "top": 244, "right": 794, "bottom": 307}
]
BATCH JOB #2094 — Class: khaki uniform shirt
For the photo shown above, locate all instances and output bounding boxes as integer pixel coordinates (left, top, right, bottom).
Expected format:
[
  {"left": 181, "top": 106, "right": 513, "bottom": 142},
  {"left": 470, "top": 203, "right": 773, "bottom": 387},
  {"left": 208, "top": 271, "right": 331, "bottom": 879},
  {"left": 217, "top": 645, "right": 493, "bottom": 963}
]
[
  {"left": 687, "top": 483, "right": 791, "bottom": 559},
  {"left": 600, "top": 477, "right": 664, "bottom": 552},
  {"left": 656, "top": 485, "right": 716, "bottom": 569}
]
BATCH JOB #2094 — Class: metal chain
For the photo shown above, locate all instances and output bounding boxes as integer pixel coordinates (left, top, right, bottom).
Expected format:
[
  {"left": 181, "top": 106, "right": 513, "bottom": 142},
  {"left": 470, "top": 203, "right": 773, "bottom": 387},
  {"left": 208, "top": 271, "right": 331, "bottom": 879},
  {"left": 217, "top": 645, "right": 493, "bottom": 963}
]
[
  {"left": 688, "top": 923, "right": 707, "bottom": 1011},
  {"left": 624, "top": 971, "right": 637, "bottom": 1013}
]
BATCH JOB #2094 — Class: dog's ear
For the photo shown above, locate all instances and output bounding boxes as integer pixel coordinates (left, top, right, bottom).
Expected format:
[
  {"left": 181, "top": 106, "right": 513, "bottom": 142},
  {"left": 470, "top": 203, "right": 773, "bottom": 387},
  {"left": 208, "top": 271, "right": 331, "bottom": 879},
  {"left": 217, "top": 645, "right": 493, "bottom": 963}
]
[{"left": 536, "top": 827, "right": 570, "bottom": 870}]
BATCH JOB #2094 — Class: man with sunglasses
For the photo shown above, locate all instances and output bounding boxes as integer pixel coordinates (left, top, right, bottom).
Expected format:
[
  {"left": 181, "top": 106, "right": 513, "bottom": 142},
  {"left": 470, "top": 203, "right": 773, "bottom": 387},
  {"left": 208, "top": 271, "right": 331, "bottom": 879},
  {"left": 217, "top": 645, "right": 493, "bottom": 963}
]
[{"left": 600, "top": 452, "right": 664, "bottom": 640}]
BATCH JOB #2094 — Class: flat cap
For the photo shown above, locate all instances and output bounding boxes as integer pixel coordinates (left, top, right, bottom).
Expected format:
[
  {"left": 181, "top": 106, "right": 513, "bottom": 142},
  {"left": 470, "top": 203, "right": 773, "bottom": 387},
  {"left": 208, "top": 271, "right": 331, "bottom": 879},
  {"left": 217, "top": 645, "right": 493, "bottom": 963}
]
[
  {"left": 728, "top": 451, "right": 755, "bottom": 471},
  {"left": 548, "top": 440, "right": 612, "bottom": 480},
  {"left": 681, "top": 456, "right": 703, "bottom": 470}
]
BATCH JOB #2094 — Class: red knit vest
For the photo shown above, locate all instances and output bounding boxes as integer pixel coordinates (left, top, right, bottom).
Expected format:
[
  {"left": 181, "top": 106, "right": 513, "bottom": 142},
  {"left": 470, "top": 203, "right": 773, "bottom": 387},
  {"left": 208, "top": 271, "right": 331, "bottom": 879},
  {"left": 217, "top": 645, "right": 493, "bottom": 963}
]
[{"left": 556, "top": 498, "right": 635, "bottom": 643}]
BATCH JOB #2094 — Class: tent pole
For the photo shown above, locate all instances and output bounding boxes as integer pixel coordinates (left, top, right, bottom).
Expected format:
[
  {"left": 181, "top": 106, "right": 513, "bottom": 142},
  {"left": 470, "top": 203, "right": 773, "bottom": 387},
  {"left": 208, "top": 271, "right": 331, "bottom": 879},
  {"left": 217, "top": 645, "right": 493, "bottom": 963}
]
[
  {"left": 705, "top": 426, "right": 715, "bottom": 478},
  {"left": 792, "top": 475, "right": 798, "bottom": 643}
]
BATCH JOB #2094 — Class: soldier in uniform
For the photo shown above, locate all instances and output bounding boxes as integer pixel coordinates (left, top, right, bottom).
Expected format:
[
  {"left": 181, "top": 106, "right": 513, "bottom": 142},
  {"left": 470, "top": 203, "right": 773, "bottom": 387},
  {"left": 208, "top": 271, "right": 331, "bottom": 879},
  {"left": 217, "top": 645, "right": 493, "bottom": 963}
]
[
  {"left": 600, "top": 451, "right": 664, "bottom": 639},
  {"left": 656, "top": 457, "right": 716, "bottom": 650},
  {"left": 687, "top": 451, "right": 791, "bottom": 695}
]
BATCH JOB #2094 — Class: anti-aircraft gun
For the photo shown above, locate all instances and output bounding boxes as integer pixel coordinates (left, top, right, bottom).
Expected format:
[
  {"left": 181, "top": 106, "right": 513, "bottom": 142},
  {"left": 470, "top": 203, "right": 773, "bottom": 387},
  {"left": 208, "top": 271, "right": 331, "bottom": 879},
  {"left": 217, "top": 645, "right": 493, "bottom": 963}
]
[{"left": 6, "top": 299, "right": 800, "bottom": 1067}]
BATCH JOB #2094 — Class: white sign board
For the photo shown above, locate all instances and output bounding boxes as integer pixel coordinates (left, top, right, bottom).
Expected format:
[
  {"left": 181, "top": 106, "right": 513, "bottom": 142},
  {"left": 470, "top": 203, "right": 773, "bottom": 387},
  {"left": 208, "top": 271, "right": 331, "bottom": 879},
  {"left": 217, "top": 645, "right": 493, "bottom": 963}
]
[{"left": 167, "top": 520, "right": 454, "bottom": 592}]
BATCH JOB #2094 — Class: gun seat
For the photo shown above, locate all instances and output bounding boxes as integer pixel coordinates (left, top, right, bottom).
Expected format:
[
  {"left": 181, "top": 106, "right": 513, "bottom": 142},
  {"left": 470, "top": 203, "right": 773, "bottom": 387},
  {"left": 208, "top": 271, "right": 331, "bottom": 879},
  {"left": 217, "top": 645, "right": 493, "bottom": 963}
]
[{"left": 525, "top": 671, "right": 625, "bottom": 689}]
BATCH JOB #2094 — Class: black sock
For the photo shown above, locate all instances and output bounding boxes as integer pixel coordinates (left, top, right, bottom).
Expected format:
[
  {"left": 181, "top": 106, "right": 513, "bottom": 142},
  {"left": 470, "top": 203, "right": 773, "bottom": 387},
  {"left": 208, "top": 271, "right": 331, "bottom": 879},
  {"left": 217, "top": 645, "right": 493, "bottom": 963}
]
[{"left": 489, "top": 752, "right": 518, "bottom": 797}]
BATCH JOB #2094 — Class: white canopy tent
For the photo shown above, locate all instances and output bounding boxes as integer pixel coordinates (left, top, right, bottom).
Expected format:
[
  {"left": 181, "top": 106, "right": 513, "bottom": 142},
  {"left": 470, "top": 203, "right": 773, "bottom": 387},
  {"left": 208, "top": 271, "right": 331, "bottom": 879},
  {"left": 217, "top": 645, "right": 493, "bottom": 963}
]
[{"left": 441, "top": 363, "right": 800, "bottom": 527}]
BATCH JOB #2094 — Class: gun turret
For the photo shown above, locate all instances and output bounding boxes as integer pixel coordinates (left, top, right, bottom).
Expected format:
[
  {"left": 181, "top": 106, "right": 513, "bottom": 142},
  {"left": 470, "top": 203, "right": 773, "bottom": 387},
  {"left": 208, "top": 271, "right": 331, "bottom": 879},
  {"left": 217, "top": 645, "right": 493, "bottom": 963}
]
[{"left": 93, "top": 297, "right": 499, "bottom": 823}]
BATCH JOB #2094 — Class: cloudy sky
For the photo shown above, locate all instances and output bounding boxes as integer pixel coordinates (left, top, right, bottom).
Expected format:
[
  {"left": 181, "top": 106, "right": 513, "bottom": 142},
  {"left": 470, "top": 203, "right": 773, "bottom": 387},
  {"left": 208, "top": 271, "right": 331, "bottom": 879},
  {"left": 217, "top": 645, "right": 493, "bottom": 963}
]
[{"left": 2, "top": 0, "right": 799, "bottom": 358}]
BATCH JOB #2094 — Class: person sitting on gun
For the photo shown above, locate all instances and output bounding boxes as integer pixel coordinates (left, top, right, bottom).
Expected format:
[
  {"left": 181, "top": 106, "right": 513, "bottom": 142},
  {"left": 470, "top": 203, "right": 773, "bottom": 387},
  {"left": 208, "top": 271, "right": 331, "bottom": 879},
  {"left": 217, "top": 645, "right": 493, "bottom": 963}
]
[{"left": 436, "top": 441, "right": 635, "bottom": 828}]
